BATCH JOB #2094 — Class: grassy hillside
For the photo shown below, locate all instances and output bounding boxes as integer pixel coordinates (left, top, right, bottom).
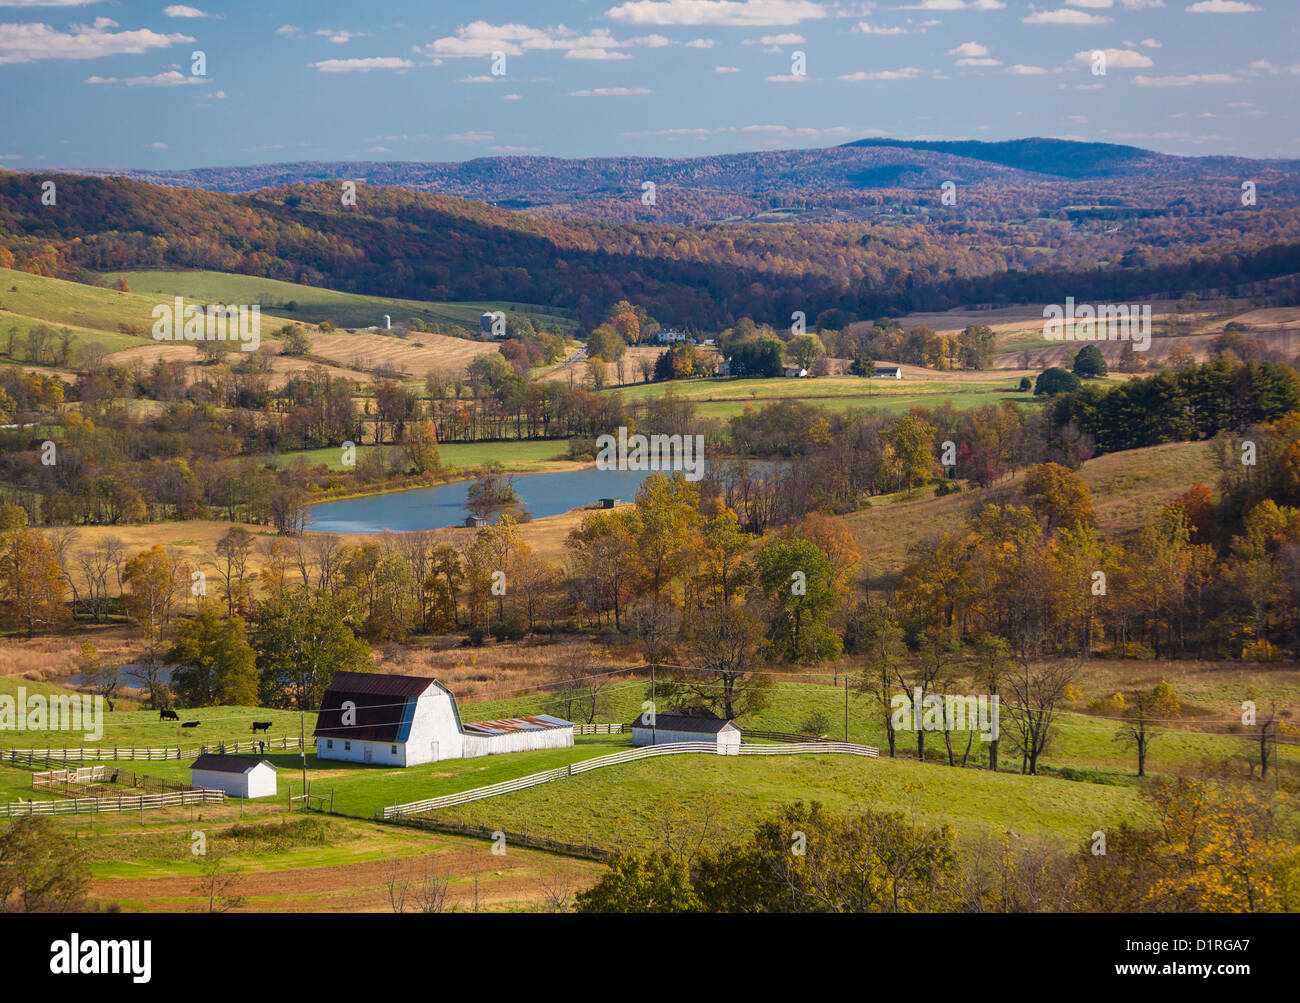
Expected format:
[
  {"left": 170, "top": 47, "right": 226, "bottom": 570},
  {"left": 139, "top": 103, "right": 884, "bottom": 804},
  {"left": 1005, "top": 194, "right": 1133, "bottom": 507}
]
[
  {"left": 102, "top": 269, "right": 578, "bottom": 335},
  {"left": 842, "top": 439, "right": 1220, "bottom": 576}
]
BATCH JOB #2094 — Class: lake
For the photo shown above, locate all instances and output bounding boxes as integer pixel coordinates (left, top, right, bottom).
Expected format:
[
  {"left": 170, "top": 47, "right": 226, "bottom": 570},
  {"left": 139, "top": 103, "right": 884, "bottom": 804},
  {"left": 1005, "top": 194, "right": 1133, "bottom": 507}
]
[{"left": 307, "top": 465, "right": 669, "bottom": 534}]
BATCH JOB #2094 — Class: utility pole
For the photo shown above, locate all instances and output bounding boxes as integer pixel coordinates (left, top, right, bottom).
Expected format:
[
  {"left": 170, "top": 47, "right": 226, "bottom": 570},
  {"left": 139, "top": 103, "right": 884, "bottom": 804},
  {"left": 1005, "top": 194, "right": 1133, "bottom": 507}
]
[
  {"left": 650, "top": 662, "right": 656, "bottom": 746},
  {"left": 299, "top": 707, "right": 307, "bottom": 810},
  {"left": 844, "top": 677, "right": 849, "bottom": 743}
]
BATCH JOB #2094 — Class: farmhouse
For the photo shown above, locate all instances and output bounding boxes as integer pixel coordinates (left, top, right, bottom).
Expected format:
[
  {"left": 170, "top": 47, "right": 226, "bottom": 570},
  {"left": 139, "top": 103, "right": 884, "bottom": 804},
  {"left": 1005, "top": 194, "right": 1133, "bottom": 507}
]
[
  {"left": 630, "top": 712, "right": 741, "bottom": 751},
  {"left": 189, "top": 754, "right": 277, "bottom": 799},
  {"left": 313, "top": 671, "right": 573, "bottom": 766},
  {"left": 874, "top": 365, "right": 903, "bottom": 379},
  {"left": 784, "top": 366, "right": 809, "bottom": 379}
]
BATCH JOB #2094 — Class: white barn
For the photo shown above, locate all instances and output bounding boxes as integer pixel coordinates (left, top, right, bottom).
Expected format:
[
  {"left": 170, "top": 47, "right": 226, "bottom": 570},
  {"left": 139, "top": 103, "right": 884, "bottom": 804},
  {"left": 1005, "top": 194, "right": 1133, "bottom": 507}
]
[
  {"left": 873, "top": 365, "right": 903, "bottom": 379},
  {"left": 631, "top": 712, "right": 741, "bottom": 751},
  {"left": 189, "top": 754, "right": 278, "bottom": 799},
  {"left": 313, "top": 671, "right": 573, "bottom": 766}
]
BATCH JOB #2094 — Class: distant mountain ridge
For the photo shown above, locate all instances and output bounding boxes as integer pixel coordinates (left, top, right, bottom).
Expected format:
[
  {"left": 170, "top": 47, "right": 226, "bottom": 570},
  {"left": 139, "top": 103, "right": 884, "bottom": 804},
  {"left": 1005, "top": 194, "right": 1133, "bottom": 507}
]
[{"left": 53, "top": 139, "right": 1300, "bottom": 209}]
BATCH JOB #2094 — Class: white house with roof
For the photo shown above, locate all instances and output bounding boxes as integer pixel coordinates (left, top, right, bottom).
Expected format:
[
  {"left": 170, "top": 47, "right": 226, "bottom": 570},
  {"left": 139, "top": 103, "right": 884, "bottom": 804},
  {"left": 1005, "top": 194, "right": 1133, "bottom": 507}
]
[
  {"left": 630, "top": 712, "right": 741, "bottom": 752},
  {"left": 313, "top": 671, "right": 573, "bottom": 767},
  {"left": 189, "top": 754, "right": 278, "bottom": 799}
]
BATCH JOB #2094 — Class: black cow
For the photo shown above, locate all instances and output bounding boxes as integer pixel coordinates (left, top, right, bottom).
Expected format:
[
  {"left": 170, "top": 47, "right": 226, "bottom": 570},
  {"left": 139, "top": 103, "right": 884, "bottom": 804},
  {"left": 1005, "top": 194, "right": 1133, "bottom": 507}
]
[
  {"left": 160, "top": 709, "right": 179, "bottom": 721},
  {"left": 251, "top": 721, "right": 272, "bottom": 733},
  {"left": 181, "top": 721, "right": 200, "bottom": 729}
]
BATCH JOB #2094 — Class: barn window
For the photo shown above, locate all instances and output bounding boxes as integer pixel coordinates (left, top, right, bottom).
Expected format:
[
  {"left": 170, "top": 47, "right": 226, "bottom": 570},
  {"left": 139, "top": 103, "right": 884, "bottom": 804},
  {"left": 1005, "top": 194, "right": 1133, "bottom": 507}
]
[
  {"left": 391, "top": 745, "right": 397, "bottom": 754},
  {"left": 344, "top": 741, "right": 351, "bottom": 751},
  {"left": 326, "top": 740, "right": 333, "bottom": 749}
]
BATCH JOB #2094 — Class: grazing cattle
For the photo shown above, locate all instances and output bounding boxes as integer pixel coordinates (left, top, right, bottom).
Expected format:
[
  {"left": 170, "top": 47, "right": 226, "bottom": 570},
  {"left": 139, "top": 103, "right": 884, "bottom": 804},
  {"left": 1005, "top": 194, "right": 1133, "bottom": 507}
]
[
  {"left": 160, "top": 709, "right": 179, "bottom": 721},
  {"left": 251, "top": 721, "right": 272, "bottom": 733},
  {"left": 181, "top": 721, "right": 200, "bottom": 729}
]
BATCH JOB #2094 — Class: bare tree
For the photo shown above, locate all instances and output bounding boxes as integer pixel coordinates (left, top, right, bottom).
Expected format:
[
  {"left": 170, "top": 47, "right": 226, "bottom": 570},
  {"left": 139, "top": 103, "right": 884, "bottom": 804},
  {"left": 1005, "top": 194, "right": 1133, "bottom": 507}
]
[
  {"left": 194, "top": 855, "right": 244, "bottom": 913},
  {"left": 1003, "top": 660, "right": 1078, "bottom": 776},
  {"left": 1115, "top": 689, "right": 1161, "bottom": 777}
]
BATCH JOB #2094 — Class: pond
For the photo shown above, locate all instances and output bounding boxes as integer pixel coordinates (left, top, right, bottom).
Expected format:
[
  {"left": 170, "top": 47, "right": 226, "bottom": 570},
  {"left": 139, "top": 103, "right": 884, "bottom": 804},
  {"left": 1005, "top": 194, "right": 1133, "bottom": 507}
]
[{"left": 306, "top": 464, "right": 671, "bottom": 534}]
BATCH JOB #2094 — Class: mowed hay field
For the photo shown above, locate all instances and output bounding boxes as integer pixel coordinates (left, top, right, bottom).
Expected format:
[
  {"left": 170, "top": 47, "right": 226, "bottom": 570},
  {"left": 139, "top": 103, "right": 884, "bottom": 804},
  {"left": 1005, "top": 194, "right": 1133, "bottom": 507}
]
[
  {"left": 604, "top": 369, "right": 1037, "bottom": 420},
  {"left": 306, "top": 330, "right": 499, "bottom": 378}
]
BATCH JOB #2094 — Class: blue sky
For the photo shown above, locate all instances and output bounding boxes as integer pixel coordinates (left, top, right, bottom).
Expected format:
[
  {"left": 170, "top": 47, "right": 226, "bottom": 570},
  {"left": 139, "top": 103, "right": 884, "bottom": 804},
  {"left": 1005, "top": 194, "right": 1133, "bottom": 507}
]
[{"left": 1, "top": 0, "right": 1296, "bottom": 169}]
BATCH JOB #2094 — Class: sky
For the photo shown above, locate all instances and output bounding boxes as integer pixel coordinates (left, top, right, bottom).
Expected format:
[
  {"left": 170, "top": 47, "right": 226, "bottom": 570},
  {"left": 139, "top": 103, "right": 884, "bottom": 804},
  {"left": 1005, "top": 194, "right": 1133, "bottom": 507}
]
[{"left": 0, "top": 0, "right": 1297, "bottom": 170}]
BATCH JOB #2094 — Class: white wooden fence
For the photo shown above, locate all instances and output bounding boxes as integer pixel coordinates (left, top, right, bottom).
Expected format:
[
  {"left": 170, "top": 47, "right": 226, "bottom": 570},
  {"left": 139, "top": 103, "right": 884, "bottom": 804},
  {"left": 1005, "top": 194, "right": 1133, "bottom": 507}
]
[
  {"left": 1, "top": 735, "right": 306, "bottom": 764},
  {"left": 1, "top": 788, "right": 226, "bottom": 817},
  {"left": 381, "top": 740, "right": 878, "bottom": 819}
]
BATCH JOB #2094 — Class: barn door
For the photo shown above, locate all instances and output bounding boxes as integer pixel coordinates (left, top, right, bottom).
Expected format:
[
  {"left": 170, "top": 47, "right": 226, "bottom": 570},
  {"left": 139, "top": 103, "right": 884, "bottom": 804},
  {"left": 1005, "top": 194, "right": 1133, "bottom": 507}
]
[
  {"left": 363, "top": 746, "right": 373, "bottom": 764},
  {"left": 430, "top": 741, "right": 439, "bottom": 762}
]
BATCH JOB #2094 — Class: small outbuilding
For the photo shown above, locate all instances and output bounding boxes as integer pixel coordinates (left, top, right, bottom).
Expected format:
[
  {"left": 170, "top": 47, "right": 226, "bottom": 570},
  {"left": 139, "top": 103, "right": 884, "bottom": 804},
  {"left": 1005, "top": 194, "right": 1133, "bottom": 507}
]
[
  {"left": 189, "top": 754, "right": 278, "bottom": 799},
  {"left": 873, "top": 365, "right": 903, "bottom": 379},
  {"left": 630, "top": 712, "right": 741, "bottom": 751}
]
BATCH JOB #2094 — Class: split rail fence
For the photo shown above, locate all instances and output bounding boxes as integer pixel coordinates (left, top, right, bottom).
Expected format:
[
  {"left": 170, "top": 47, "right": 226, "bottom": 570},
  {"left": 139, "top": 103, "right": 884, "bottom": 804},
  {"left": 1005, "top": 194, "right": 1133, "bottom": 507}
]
[{"left": 1, "top": 735, "right": 307, "bottom": 765}]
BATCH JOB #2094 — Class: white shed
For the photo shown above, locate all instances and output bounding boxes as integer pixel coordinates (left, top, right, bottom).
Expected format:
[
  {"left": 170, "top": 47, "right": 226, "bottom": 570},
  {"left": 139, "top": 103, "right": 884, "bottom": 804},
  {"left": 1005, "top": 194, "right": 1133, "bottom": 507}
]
[
  {"left": 631, "top": 712, "right": 741, "bottom": 751},
  {"left": 189, "top": 754, "right": 278, "bottom": 799}
]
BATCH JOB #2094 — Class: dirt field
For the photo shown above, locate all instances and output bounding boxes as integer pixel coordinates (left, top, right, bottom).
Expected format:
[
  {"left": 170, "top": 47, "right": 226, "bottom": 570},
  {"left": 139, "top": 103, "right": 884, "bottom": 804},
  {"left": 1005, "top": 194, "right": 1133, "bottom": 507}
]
[{"left": 86, "top": 821, "right": 602, "bottom": 913}]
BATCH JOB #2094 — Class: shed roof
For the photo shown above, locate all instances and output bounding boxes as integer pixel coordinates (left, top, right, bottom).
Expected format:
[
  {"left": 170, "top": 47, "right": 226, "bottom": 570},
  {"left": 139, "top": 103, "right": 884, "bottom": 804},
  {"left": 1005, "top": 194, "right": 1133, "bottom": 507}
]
[
  {"left": 630, "top": 713, "right": 738, "bottom": 734},
  {"left": 190, "top": 754, "right": 275, "bottom": 774},
  {"left": 462, "top": 714, "right": 574, "bottom": 736}
]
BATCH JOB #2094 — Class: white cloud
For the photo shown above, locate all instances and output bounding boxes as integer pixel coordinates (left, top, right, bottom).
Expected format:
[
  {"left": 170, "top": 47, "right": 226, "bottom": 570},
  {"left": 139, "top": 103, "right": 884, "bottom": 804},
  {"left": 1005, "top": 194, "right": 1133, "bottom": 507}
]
[
  {"left": 854, "top": 22, "right": 908, "bottom": 35},
  {"left": 685, "top": 37, "right": 715, "bottom": 46},
  {"left": 897, "top": 0, "right": 1005, "bottom": 9},
  {"left": 162, "top": 5, "right": 207, "bottom": 17},
  {"left": 765, "top": 72, "right": 808, "bottom": 81},
  {"left": 0, "top": 22, "right": 193, "bottom": 63},
  {"left": 569, "top": 85, "right": 653, "bottom": 95},
  {"left": 148, "top": 142, "right": 167, "bottom": 149},
  {"left": 948, "top": 41, "right": 988, "bottom": 57},
  {"left": 744, "top": 32, "right": 805, "bottom": 44},
  {"left": 566, "top": 48, "right": 632, "bottom": 59},
  {"left": 1022, "top": 8, "right": 1111, "bottom": 23},
  {"left": 422, "top": 21, "right": 677, "bottom": 61},
  {"left": 1187, "top": 0, "right": 1260, "bottom": 11},
  {"left": 85, "top": 69, "right": 204, "bottom": 85},
  {"left": 308, "top": 56, "right": 413, "bottom": 72},
  {"left": 1140, "top": 37, "right": 1161, "bottom": 47},
  {"left": 1072, "top": 48, "right": 1153, "bottom": 68},
  {"left": 839, "top": 66, "right": 922, "bottom": 79},
  {"left": 447, "top": 131, "right": 494, "bottom": 142},
  {"left": 315, "top": 30, "right": 366, "bottom": 44},
  {"left": 715, "top": 64, "right": 740, "bottom": 71},
  {"left": 605, "top": 1, "right": 829, "bottom": 27},
  {"left": 502, "top": 92, "right": 522, "bottom": 99},
  {"left": 1007, "top": 64, "right": 1050, "bottom": 74},
  {"left": 1133, "top": 72, "right": 1238, "bottom": 85},
  {"left": 274, "top": 24, "right": 299, "bottom": 36}
]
